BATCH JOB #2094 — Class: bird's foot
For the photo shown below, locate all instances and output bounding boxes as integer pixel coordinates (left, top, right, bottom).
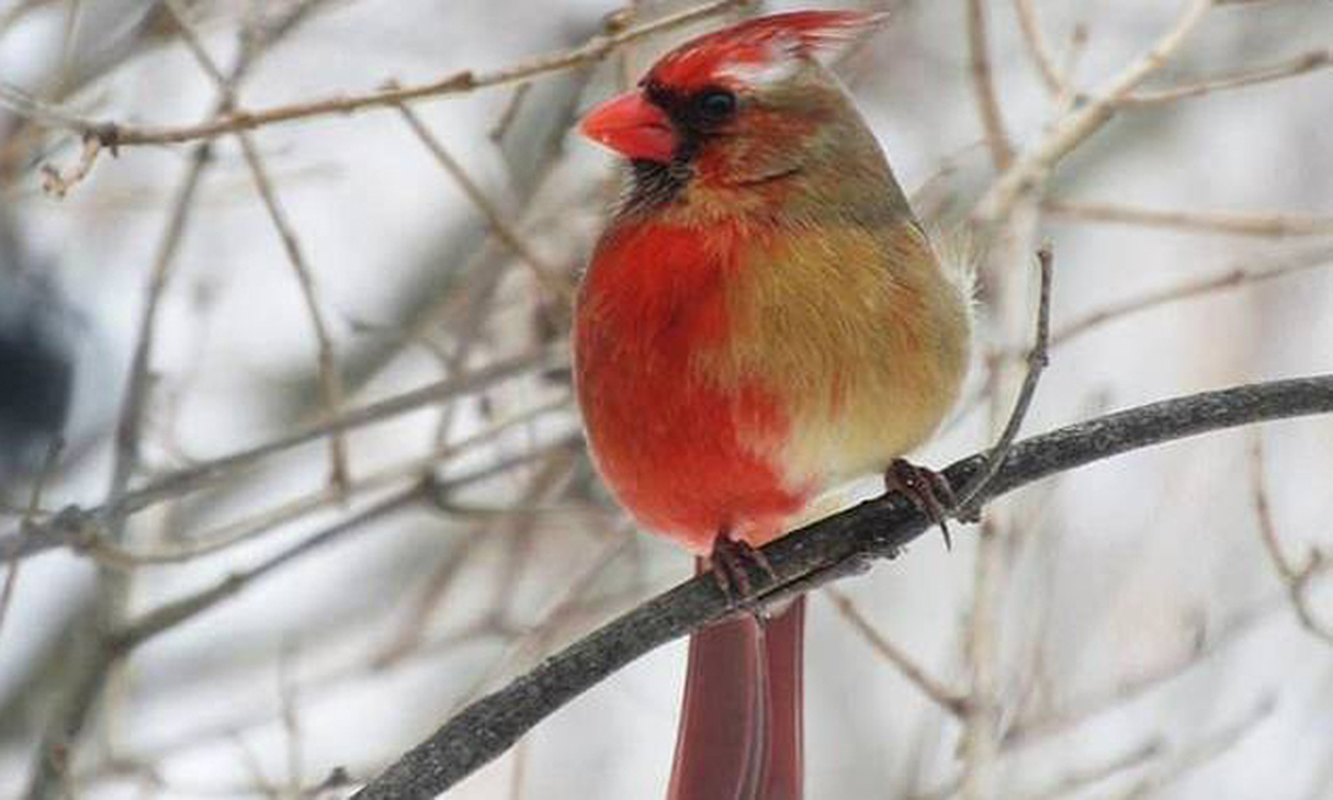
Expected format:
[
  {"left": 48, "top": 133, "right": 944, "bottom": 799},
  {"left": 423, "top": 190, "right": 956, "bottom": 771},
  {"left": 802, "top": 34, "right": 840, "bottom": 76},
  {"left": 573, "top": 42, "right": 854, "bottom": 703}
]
[
  {"left": 884, "top": 458, "right": 957, "bottom": 550},
  {"left": 708, "top": 533, "right": 777, "bottom": 606}
]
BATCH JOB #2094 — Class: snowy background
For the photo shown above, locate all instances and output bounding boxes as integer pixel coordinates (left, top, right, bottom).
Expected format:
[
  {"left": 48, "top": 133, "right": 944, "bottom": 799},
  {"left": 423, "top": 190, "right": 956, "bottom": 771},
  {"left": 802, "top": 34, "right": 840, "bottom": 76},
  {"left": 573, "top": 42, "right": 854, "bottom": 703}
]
[{"left": 1, "top": 0, "right": 1331, "bottom": 798}]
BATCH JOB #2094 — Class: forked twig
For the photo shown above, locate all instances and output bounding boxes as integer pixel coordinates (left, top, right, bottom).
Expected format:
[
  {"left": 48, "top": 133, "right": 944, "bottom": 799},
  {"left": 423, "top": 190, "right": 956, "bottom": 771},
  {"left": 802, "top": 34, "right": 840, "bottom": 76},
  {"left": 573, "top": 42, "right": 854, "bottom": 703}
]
[{"left": 954, "top": 245, "right": 1053, "bottom": 520}]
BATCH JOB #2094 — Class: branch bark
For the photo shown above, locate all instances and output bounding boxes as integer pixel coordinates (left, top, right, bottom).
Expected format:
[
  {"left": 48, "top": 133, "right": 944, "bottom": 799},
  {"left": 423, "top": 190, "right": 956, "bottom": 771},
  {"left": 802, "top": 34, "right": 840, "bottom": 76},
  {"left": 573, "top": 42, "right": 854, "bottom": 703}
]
[{"left": 351, "top": 373, "right": 1333, "bottom": 799}]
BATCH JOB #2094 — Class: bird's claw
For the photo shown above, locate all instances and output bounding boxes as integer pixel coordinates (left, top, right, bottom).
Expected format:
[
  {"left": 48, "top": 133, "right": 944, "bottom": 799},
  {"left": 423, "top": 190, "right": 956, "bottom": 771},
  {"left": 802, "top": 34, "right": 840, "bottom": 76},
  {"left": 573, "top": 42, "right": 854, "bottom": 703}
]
[
  {"left": 708, "top": 533, "right": 777, "bottom": 607},
  {"left": 884, "top": 458, "right": 957, "bottom": 550}
]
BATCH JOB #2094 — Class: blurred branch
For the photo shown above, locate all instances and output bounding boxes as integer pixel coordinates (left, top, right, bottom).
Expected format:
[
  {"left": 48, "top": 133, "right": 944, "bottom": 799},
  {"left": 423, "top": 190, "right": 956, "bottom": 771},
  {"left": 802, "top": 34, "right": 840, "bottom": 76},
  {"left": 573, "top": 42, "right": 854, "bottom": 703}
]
[
  {"left": 166, "top": 0, "right": 351, "bottom": 492},
  {"left": 1016, "top": 738, "right": 1162, "bottom": 800},
  {"left": 999, "top": 601, "right": 1266, "bottom": 749},
  {"left": 20, "top": 6, "right": 345, "bottom": 794},
  {"left": 394, "top": 102, "right": 569, "bottom": 301},
  {"left": 1045, "top": 198, "right": 1333, "bottom": 238},
  {"left": 1120, "top": 48, "right": 1333, "bottom": 105},
  {"left": 0, "top": 439, "right": 62, "bottom": 641},
  {"left": 351, "top": 374, "right": 1333, "bottom": 798},
  {"left": 956, "top": 240, "right": 1054, "bottom": 800},
  {"left": 0, "top": 0, "right": 753, "bottom": 177},
  {"left": 113, "top": 487, "right": 420, "bottom": 651},
  {"left": 1102, "top": 695, "right": 1275, "bottom": 800},
  {"left": 966, "top": 0, "right": 1013, "bottom": 169},
  {"left": 825, "top": 587, "right": 968, "bottom": 715},
  {"left": 0, "top": 347, "right": 558, "bottom": 564},
  {"left": 1012, "top": 0, "right": 1070, "bottom": 97},
  {"left": 1249, "top": 433, "right": 1333, "bottom": 646},
  {"left": 87, "top": 396, "right": 569, "bottom": 569},
  {"left": 233, "top": 134, "right": 351, "bottom": 491},
  {"left": 975, "top": 0, "right": 1214, "bottom": 224},
  {"left": 1050, "top": 242, "right": 1333, "bottom": 349}
]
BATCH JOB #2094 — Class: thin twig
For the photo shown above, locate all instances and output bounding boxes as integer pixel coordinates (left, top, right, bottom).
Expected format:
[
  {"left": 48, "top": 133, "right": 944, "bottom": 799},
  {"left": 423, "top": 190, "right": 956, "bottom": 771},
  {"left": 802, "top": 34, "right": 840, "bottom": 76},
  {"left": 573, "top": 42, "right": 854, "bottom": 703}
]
[
  {"left": 488, "top": 82, "right": 532, "bottom": 144},
  {"left": 85, "top": 397, "right": 569, "bottom": 569},
  {"left": 0, "top": 346, "right": 558, "bottom": 566},
  {"left": 1018, "top": 738, "right": 1163, "bottom": 800},
  {"left": 1100, "top": 696, "right": 1275, "bottom": 800},
  {"left": 1121, "top": 48, "right": 1332, "bottom": 105},
  {"left": 0, "top": 438, "right": 63, "bottom": 640},
  {"left": 164, "top": 0, "right": 353, "bottom": 493},
  {"left": 955, "top": 245, "right": 1053, "bottom": 519},
  {"left": 1051, "top": 243, "right": 1333, "bottom": 348},
  {"left": 1012, "top": 0, "right": 1069, "bottom": 96},
  {"left": 966, "top": 0, "right": 1013, "bottom": 170},
  {"left": 395, "top": 102, "right": 568, "bottom": 300},
  {"left": 825, "top": 587, "right": 969, "bottom": 715},
  {"left": 0, "top": 0, "right": 753, "bottom": 151},
  {"left": 1045, "top": 198, "right": 1333, "bottom": 238},
  {"left": 1249, "top": 433, "right": 1333, "bottom": 646},
  {"left": 39, "top": 133, "right": 100, "bottom": 197},
  {"left": 235, "top": 133, "right": 352, "bottom": 492},
  {"left": 1000, "top": 602, "right": 1266, "bottom": 749},
  {"left": 975, "top": 0, "right": 1215, "bottom": 223},
  {"left": 113, "top": 488, "right": 420, "bottom": 651}
]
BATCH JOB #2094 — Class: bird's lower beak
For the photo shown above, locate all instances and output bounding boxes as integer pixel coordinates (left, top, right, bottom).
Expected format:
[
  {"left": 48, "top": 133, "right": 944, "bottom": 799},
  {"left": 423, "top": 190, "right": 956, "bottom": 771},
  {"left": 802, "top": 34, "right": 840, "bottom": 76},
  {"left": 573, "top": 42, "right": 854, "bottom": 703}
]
[{"left": 580, "top": 92, "right": 678, "bottom": 164}]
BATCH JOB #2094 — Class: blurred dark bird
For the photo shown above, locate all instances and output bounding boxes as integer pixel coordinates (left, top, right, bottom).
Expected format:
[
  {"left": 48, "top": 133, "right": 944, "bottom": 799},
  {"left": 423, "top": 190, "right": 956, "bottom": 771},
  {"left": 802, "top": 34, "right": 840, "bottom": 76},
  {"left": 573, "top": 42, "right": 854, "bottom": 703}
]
[{"left": 0, "top": 212, "right": 75, "bottom": 483}]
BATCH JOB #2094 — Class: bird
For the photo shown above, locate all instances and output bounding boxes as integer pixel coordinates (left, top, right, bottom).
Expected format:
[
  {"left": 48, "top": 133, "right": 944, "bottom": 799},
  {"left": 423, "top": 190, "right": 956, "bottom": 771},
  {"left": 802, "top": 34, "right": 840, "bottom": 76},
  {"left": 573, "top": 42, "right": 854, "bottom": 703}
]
[
  {"left": 573, "top": 11, "right": 971, "bottom": 799},
  {"left": 0, "top": 212, "right": 76, "bottom": 485}
]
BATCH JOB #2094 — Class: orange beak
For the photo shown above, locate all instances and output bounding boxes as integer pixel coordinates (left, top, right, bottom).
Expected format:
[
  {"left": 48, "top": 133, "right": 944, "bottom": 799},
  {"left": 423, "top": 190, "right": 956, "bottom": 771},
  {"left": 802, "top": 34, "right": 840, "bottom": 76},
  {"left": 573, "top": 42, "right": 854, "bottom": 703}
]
[{"left": 580, "top": 92, "right": 678, "bottom": 163}]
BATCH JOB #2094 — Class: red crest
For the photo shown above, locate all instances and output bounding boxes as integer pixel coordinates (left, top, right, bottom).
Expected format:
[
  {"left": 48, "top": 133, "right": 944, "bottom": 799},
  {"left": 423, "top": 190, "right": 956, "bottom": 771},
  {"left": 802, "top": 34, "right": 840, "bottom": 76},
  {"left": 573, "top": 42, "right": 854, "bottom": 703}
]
[{"left": 646, "top": 10, "right": 886, "bottom": 91}]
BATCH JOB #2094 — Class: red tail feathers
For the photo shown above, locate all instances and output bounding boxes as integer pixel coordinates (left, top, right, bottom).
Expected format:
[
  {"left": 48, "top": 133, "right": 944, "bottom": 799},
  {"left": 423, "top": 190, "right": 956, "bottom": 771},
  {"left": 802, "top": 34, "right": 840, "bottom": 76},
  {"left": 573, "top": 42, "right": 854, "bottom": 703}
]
[{"left": 667, "top": 584, "right": 805, "bottom": 800}]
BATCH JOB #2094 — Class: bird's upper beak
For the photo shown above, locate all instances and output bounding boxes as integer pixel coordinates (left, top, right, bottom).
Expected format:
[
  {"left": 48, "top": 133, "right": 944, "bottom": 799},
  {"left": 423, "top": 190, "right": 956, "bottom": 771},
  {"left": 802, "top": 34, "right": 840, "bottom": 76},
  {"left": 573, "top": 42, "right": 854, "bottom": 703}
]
[{"left": 580, "top": 92, "right": 678, "bottom": 164}]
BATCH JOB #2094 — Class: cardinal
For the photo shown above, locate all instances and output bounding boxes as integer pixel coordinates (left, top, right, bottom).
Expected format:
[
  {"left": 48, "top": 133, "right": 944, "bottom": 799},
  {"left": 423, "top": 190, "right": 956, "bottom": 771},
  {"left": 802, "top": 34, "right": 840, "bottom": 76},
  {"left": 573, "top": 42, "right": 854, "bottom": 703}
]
[{"left": 574, "top": 11, "right": 971, "bottom": 799}]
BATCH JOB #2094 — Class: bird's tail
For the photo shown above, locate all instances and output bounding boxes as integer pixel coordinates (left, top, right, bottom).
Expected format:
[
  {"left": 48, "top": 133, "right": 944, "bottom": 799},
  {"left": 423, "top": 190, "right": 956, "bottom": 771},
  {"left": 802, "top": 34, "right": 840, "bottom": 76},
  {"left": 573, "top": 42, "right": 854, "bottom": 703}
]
[{"left": 667, "top": 571, "right": 805, "bottom": 800}]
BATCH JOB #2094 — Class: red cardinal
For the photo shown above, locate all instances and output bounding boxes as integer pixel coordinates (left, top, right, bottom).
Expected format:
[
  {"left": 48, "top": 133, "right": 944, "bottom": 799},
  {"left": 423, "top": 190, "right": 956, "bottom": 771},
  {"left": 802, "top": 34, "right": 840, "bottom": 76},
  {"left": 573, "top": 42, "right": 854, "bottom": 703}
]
[{"left": 574, "top": 11, "right": 971, "bottom": 799}]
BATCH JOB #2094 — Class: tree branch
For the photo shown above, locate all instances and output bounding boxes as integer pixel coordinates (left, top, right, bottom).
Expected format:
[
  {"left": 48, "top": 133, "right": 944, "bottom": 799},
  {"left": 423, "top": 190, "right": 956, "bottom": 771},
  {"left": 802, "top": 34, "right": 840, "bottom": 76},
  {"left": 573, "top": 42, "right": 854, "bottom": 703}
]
[
  {"left": 974, "top": 0, "right": 1214, "bottom": 224},
  {"left": 350, "top": 373, "right": 1333, "bottom": 799},
  {"left": 0, "top": 0, "right": 752, "bottom": 152}
]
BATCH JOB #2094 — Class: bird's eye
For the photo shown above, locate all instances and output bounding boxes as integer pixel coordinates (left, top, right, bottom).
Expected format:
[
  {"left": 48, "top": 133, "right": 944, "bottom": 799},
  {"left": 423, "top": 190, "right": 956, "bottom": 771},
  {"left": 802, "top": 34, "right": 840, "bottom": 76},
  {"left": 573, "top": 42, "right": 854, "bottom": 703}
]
[{"left": 695, "top": 89, "right": 737, "bottom": 122}]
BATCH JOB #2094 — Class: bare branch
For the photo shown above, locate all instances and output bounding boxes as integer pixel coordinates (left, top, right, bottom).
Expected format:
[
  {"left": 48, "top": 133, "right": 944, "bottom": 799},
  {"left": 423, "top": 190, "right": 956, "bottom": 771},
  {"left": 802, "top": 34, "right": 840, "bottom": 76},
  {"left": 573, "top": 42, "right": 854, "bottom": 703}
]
[
  {"left": 0, "top": 346, "right": 558, "bottom": 565},
  {"left": 1018, "top": 738, "right": 1162, "bottom": 800},
  {"left": 112, "top": 488, "right": 420, "bottom": 651},
  {"left": 0, "top": 0, "right": 753, "bottom": 153},
  {"left": 164, "top": 0, "right": 352, "bottom": 492},
  {"left": 1045, "top": 198, "right": 1333, "bottom": 238},
  {"left": 1249, "top": 433, "right": 1333, "bottom": 646},
  {"left": 975, "top": 0, "right": 1214, "bottom": 223},
  {"left": 1051, "top": 242, "right": 1333, "bottom": 349},
  {"left": 825, "top": 587, "right": 969, "bottom": 716},
  {"left": 1121, "top": 48, "right": 1333, "bottom": 105},
  {"left": 966, "top": 0, "right": 1014, "bottom": 169},
  {"left": 955, "top": 245, "right": 1052, "bottom": 518},
  {"left": 395, "top": 103, "right": 569, "bottom": 300},
  {"left": 235, "top": 134, "right": 352, "bottom": 492},
  {"left": 0, "top": 439, "right": 62, "bottom": 640},
  {"left": 86, "top": 396, "right": 568, "bottom": 569},
  {"left": 350, "top": 374, "right": 1333, "bottom": 798},
  {"left": 1000, "top": 602, "right": 1266, "bottom": 749},
  {"left": 20, "top": 7, "right": 347, "bottom": 793},
  {"left": 1102, "top": 696, "right": 1275, "bottom": 800},
  {"left": 1012, "top": 0, "right": 1070, "bottom": 97}
]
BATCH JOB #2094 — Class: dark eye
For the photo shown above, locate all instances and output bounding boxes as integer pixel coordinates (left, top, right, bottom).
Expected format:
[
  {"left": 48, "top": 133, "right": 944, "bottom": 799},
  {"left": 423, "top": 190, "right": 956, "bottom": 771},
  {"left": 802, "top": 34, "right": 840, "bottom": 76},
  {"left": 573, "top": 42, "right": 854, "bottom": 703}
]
[{"left": 695, "top": 89, "right": 737, "bottom": 122}]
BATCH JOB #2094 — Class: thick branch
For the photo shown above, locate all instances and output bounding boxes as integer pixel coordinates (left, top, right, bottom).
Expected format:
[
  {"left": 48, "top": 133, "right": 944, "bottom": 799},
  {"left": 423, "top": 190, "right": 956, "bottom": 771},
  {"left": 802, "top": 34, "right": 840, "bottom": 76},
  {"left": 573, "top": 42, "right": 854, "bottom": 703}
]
[{"left": 351, "top": 374, "right": 1333, "bottom": 799}]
